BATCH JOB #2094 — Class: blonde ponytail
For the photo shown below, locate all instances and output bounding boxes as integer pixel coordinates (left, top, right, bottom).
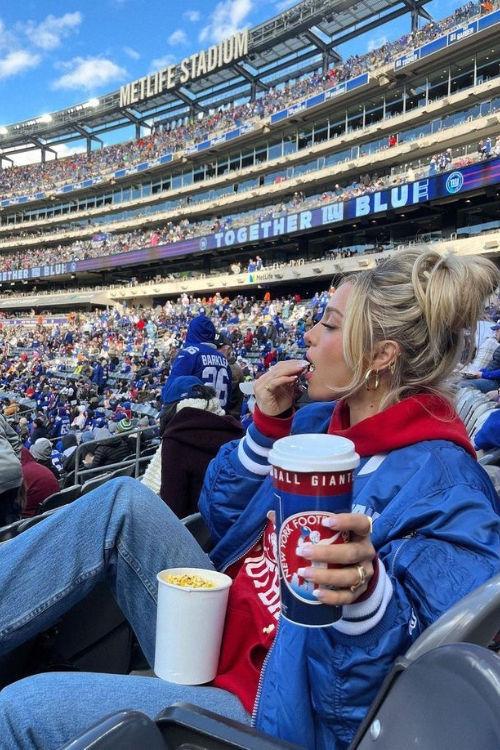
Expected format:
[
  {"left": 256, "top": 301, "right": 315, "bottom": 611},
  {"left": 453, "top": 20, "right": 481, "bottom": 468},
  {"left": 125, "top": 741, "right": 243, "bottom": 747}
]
[{"left": 340, "top": 249, "right": 499, "bottom": 405}]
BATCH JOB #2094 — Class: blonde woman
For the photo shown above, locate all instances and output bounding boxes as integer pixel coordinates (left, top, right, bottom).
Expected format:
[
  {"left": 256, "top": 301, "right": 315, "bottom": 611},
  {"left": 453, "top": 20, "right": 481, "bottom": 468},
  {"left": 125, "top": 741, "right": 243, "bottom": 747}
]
[{"left": 0, "top": 250, "right": 498, "bottom": 750}]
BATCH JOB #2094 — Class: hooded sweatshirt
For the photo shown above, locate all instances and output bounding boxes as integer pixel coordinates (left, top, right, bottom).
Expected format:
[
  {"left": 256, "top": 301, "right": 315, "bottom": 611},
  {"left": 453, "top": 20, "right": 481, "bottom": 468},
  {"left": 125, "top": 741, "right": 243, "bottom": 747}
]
[
  {"left": 20, "top": 446, "right": 60, "bottom": 517},
  {"left": 163, "top": 316, "right": 232, "bottom": 410}
]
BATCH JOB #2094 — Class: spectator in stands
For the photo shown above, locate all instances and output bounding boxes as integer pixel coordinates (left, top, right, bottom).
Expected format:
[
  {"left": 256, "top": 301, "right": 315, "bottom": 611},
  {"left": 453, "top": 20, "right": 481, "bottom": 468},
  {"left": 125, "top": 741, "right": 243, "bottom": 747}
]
[
  {"left": 0, "top": 250, "right": 498, "bottom": 748},
  {"left": 29, "top": 438, "right": 60, "bottom": 480},
  {"left": 227, "top": 352, "right": 246, "bottom": 420},
  {"left": 17, "top": 417, "right": 29, "bottom": 443},
  {"left": 142, "top": 377, "right": 243, "bottom": 516},
  {"left": 0, "top": 413, "right": 22, "bottom": 525},
  {"left": 91, "top": 358, "right": 108, "bottom": 395},
  {"left": 19, "top": 446, "right": 60, "bottom": 518},
  {"left": 459, "top": 323, "right": 500, "bottom": 391},
  {"left": 459, "top": 322, "right": 499, "bottom": 375},
  {"left": 30, "top": 417, "right": 48, "bottom": 442},
  {"left": 163, "top": 314, "right": 232, "bottom": 411},
  {"left": 213, "top": 331, "right": 243, "bottom": 418},
  {"left": 84, "top": 418, "right": 134, "bottom": 469}
]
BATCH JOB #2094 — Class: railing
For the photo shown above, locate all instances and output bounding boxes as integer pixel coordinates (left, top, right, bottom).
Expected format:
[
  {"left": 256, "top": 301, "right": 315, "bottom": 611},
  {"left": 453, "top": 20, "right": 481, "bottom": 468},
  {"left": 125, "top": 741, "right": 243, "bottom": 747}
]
[{"left": 68, "top": 425, "right": 158, "bottom": 486}]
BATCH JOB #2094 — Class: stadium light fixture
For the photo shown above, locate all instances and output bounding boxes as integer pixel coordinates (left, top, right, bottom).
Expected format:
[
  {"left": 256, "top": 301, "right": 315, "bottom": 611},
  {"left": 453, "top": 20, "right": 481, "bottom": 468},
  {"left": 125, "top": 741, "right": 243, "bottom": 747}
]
[
  {"left": 0, "top": 127, "right": 7, "bottom": 135},
  {"left": 38, "top": 114, "right": 52, "bottom": 124},
  {"left": 87, "top": 98, "right": 100, "bottom": 108}
]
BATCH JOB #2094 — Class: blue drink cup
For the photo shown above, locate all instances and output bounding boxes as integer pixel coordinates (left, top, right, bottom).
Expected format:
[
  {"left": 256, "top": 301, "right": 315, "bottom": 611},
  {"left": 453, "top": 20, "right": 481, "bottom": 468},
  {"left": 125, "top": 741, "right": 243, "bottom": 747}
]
[{"left": 268, "top": 434, "right": 359, "bottom": 627}]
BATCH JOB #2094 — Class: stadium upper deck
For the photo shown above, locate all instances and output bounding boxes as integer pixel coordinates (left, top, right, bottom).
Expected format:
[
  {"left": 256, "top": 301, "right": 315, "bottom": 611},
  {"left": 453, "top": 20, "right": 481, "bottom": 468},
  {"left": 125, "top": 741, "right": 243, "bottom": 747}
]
[
  {"left": 0, "top": 0, "right": 432, "bottom": 160},
  {"left": 0, "top": 0, "right": 500, "bottom": 308}
]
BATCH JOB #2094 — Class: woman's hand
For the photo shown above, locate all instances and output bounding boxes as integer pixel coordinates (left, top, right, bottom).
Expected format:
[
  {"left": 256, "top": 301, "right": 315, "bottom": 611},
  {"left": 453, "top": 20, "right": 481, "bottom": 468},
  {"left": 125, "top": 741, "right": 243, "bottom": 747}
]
[
  {"left": 296, "top": 513, "right": 375, "bottom": 605},
  {"left": 254, "top": 359, "right": 309, "bottom": 416}
]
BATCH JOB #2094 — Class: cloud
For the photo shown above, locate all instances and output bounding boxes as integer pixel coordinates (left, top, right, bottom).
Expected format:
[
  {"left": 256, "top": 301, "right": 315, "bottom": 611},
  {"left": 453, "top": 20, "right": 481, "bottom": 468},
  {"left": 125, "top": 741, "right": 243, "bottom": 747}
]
[
  {"left": 124, "top": 46, "right": 140, "bottom": 60},
  {"left": 0, "top": 50, "right": 41, "bottom": 79},
  {"left": 52, "top": 56, "right": 126, "bottom": 90},
  {"left": 367, "top": 34, "right": 387, "bottom": 52},
  {"left": 150, "top": 53, "right": 176, "bottom": 72},
  {"left": 184, "top": 9, "right": 200, "bottom": 22},
  {"left": 23, "top": 12, "right": 82, "bottom": 51},
  {"left": 8, "top": 142, "right": 87, "bottom": 167},
  {"left": 199, "top": 0, "right": 252, "bottom": 43},
  {"left": 168, "top": 29, "right": 188, "bottom": 45}
]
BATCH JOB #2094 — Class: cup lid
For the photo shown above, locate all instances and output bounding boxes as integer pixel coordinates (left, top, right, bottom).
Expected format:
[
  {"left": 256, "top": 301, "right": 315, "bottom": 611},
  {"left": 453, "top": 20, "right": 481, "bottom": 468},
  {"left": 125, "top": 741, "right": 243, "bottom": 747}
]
[{"left": 268, "top": 433, "right": 359, "bottom": 472}]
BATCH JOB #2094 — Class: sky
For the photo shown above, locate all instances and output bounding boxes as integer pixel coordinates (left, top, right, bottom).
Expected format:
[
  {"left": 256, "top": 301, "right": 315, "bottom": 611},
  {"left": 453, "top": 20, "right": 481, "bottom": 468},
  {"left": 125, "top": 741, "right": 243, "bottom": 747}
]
[{"left": 0, "top": 0, "right": 463, "bottom": 162}]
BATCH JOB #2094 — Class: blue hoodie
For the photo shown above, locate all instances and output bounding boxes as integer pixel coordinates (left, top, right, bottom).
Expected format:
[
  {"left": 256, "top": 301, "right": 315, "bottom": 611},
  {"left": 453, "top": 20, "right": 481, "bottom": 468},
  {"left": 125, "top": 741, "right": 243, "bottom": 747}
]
[{"left": 163, "top": 315, "right": 232, "bottom": 409}]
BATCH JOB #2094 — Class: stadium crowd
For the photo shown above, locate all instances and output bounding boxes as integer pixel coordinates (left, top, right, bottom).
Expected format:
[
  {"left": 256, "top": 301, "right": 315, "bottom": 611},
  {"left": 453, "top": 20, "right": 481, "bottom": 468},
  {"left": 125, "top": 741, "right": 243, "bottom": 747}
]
[
  {"left": 0, "top": 0, "right": 496, "bottom": 203},
  {"left": 0, "top": 134, "right": 494, "bottom": 275},
  {"left": 0, "top": 289, "right": 328, "bottom": 502}
]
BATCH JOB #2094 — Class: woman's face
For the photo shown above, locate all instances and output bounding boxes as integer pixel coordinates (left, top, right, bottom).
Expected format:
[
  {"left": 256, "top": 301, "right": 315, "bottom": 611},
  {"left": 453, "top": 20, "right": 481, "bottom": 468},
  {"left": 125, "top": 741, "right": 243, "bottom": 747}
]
[{"left": 304, "top": 284, "right": 354, "bottom": 401}]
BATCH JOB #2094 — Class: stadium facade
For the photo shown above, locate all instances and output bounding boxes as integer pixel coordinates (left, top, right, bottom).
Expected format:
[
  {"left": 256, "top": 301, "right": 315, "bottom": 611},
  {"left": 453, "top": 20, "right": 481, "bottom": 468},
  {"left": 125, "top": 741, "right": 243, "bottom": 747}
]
[{"left": 0, "top": 0, "right": 499, "bottom": 312}]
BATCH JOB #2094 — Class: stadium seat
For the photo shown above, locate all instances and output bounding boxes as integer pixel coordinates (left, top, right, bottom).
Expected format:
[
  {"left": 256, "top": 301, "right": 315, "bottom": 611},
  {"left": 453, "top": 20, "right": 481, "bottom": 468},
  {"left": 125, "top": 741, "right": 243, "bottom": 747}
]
[
  {"left": 81, "top": 473, "right": 113, "bottom": 495},
  {"left": 140, "top": 445, "right": 158, "bottom": 458},
  {"left": 36, "top": 484, "right": 82, "bottom": 514},
  {"left": 59, "top": 703, "right": 304, "bottom": 749},
  {"left": 0, "top": 507, "right": 135, "bottom": 688},
  {"left": 107, "top": 464, "right": 136, "bottom": 481},
  {"left": 479, "top": 447, "right": 500, "bottom": 466},
  {"left": 156, "top": 703, "right": 304, "bottom": 749},
  {"left": 182, "top": 511, "right": 213, "bottom": 553},
  {"left": 403, "top": 571, "right": 500, "bottom": 661},
  {"left": 57, "top": 639, "right": 500, "bottom": 750},
  {"left": 350, "top": 643, "right": 500, "bottom": 749},
  {"left": 17, "top": 509, "right": 59, "bottom": 533},
  {"left": 0, "top": 518, "right": 26, "bottom": 543},
  {"left": 59, "top": 710, "right": 165, "bottom": 749}
]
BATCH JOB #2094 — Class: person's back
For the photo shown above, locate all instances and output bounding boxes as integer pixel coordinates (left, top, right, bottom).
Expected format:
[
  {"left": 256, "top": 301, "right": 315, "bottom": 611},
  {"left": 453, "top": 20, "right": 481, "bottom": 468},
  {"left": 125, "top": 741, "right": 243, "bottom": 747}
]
[
  {"left": 160, "top": 403, "right": 243, "bottom": 517},
  {"left": 145, "top": 378, "right": 243, "bottom": 514},
  {"left": 90, "top": 419, "right": 134, "bottom": 468},
  {"left": 20, "top": 447, "right": 60, "bottom": 517},
  {"left": 30, "top": 438, "right": 60, "bottom": 480},
  {"left": 163, "top": 315, "right": 232, "bottom": 410}
]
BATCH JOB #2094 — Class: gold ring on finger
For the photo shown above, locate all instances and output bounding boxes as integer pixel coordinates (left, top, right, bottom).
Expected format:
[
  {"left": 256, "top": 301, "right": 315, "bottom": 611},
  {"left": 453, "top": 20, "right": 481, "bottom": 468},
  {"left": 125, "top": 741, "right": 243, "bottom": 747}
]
[{"left": 350, "top": 564, "right": 367, "bottom": 592}]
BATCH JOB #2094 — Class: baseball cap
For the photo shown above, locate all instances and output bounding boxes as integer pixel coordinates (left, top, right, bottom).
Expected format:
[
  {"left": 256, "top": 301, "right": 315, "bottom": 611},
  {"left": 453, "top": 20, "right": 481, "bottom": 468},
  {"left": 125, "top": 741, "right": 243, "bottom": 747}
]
[
  {"left": 162, "top": 376, "right": 203, "bottom": 405},
  {"left": 214, "top": 332, "right": 231, "bottom": 347}
]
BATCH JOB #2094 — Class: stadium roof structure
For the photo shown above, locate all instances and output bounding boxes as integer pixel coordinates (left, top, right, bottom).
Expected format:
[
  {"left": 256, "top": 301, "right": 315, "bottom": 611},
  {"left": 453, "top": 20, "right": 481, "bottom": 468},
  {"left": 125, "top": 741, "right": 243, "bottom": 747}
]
[{"left": 0, "top": 0, "right": 432, "bottom": 163}]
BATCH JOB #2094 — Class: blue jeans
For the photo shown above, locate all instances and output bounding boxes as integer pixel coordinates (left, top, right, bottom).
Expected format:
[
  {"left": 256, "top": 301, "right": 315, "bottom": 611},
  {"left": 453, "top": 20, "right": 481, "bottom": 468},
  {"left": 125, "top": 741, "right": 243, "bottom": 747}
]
[
  {"left": 459, "top": 377, "right": 500, "bottom": 393},
  {"left": 0, "top": 478, "right": 250, "bottom": 749}
]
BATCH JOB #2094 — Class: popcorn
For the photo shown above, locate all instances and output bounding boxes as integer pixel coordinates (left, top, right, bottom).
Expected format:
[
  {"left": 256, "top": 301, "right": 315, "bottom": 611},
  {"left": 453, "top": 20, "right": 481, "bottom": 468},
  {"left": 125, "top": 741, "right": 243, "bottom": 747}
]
[{"left": 164, "top": 573, "right": 215, "bottom": 589}]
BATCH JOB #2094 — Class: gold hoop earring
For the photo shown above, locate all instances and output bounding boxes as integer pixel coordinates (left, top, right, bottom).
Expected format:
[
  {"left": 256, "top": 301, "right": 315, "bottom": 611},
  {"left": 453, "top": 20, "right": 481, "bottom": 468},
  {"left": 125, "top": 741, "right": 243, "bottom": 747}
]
[{"left": 364, "top": 368, "right": 380, "bottom": 391}]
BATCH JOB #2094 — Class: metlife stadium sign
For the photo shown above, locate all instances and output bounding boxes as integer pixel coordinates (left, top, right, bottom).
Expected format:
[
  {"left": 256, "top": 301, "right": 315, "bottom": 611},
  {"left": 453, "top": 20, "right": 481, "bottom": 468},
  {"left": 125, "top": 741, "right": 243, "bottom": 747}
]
[
  {"left": 1, "top": 158, "right": 499, "bottom": 283},
  {"left": 119, "top": 30, "right": 248, "bottom": 107}
]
